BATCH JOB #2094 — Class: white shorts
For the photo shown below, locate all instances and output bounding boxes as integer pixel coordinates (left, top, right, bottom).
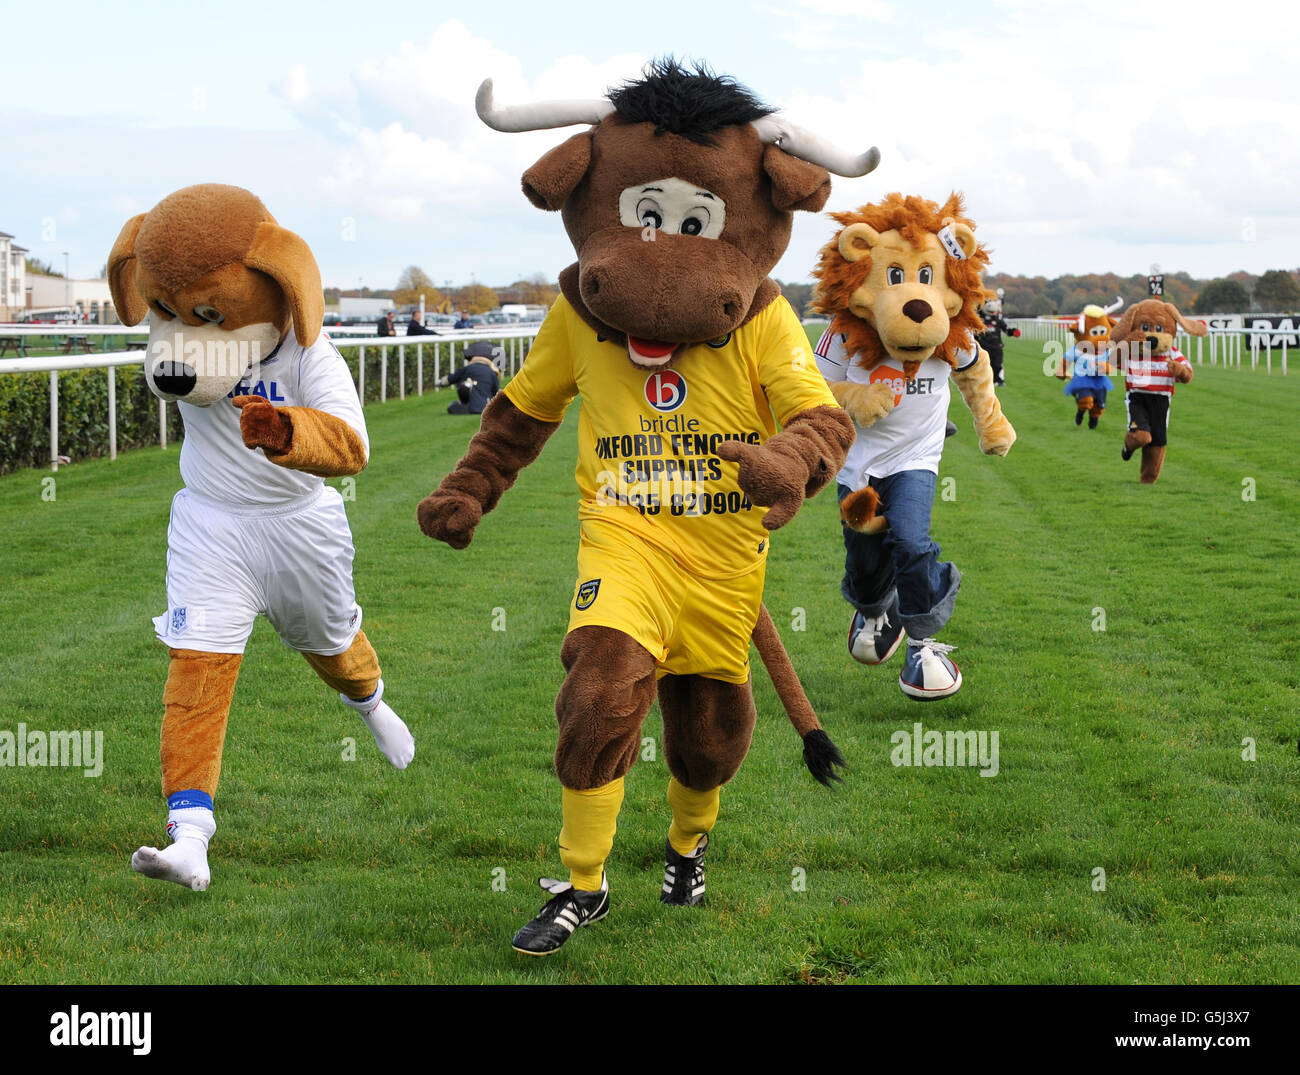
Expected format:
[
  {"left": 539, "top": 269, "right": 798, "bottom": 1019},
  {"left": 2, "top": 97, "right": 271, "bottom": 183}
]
[{"left": 153, "top": 486, "right": 362, "bottom": 656}]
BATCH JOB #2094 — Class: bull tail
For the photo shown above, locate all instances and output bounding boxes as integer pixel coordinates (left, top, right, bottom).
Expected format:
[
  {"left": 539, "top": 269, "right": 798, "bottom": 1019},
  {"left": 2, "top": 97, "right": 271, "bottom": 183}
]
[{"left": 751, "top": 603, "right": 847, "bottom": 787}]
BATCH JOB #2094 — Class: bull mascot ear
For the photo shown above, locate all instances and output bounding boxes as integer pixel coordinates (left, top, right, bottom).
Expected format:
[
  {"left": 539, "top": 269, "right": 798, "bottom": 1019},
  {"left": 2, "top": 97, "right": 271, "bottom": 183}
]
[
  {"left": 522, "top": 131, "right": 594, "bottom": 211},
  {"left": 762, "top": 145, "right": 830, "bottom": 213}
]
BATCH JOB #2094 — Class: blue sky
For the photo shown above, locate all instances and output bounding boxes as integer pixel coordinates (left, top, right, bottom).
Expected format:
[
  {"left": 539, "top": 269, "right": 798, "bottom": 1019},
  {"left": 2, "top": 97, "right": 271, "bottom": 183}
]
[{"left": 4, "top": 0, "right": 1297, "bottom": 291}]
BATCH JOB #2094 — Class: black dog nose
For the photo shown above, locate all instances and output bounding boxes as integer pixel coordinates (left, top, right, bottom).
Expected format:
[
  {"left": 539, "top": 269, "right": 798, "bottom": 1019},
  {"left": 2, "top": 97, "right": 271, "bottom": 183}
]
[
  {"left": 1145, "top": 335, "right": 1160, "bottom": 351},
  {"left": 153, "top": 362, "right": 196, "bottom": 396},
  {"left": 903, "top": 299, "right": 932, "bottom": 324}
]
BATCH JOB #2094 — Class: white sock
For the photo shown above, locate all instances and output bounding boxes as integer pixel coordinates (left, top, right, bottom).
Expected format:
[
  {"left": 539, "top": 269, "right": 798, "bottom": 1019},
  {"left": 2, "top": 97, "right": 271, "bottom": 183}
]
[
  {"left": 341, "top": 679, "right": 415, "bottom": 769},
  {"left": 131, "top": 807, "right": 215, "bottom": 892}
]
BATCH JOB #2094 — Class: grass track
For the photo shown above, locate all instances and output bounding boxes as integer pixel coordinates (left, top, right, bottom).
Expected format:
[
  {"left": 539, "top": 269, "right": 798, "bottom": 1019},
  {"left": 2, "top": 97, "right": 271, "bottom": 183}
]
[{"left": 1, "top": 336, "right": 1297, "bottom": 983}]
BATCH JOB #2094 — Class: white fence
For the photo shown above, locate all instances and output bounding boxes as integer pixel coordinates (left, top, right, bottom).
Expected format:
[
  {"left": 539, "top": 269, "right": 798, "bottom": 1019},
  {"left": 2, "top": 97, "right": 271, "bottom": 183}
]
[
  {"left": 0, "top": 325, "right": 539, "bottom": 471},
  {"left": 1006, "top": 318, "right": 1286, "bottom": 374}
]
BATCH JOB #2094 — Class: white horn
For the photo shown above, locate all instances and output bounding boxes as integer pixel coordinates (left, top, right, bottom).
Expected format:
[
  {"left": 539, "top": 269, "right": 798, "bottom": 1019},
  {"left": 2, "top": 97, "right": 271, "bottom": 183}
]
[
  {"left": 475, "top": 78, "right": 614, "bottom": 133},
  {"left": 1103, "top": 295, "right": 1125, "bottom": 315},
  {"left": 1077, "top": 314, "right": 1086, "bottom": 334},
  {"left": 752, "top": 114, "right": 880, "bottom": 177}
]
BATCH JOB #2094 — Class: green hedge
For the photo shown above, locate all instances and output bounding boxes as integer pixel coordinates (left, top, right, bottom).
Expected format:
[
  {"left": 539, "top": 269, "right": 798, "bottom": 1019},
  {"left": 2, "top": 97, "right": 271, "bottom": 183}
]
[{"left": 0, "top": 366, "right": 184, "bottom": 474}]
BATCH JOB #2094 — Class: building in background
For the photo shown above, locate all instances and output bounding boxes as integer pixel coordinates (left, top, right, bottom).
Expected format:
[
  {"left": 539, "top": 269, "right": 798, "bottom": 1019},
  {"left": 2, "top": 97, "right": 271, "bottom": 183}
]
[
  {"left": 26, "top": 273, "right": 115, "bottom": 323},
  {"left": 0, "top": 232, "right": 29, "bottom": 321}
]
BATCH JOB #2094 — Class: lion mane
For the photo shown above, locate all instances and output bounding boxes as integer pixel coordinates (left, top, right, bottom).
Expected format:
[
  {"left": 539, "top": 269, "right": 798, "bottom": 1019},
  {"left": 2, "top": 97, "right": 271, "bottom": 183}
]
[{"left": 812, "top": 192, "right": 991, "bottom": 373}]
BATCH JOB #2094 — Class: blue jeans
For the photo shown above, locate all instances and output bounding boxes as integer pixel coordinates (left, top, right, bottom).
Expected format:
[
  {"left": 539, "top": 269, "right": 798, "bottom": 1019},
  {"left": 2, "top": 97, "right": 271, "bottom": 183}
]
[{"left": 838, "top": 473, "right": 961, "bottom": 640}]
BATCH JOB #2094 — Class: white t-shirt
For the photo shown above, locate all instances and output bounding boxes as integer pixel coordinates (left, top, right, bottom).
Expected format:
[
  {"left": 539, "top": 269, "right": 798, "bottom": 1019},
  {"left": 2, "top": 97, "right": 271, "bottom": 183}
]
[
  {"left": 177, "top": 329, "right": 368, "bottom": 508},
  {"left": 814, "top": 328, "right": 978, "bottom": 486}
]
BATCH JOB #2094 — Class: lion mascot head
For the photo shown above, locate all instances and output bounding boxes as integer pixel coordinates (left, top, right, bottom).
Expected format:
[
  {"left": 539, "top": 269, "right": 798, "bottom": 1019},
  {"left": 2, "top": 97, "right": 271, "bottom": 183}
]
[{"left": 812, "top": 191, "right": 989, "bottom": 380}]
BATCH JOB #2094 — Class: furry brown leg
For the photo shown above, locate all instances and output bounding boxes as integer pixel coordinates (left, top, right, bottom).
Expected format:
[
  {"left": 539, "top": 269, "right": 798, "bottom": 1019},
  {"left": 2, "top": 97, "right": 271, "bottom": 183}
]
[
  {"left": 1124, "top": 429, "right": 1152, "bottom": 454},
  {"left": 554, "top": 626, "right": 658, "bottom": 789},
  {"left": 657, "top": 675, "right": 757, "bottom": 791},
  {"left": 1140, "top": 445, "right": 1166, "bottom": 484},
  {"left": 160, "top": 649, "right": 242, "bottom": 798},
  {"left": 302, "top": 629, "right": 381, "bottom": 700}
]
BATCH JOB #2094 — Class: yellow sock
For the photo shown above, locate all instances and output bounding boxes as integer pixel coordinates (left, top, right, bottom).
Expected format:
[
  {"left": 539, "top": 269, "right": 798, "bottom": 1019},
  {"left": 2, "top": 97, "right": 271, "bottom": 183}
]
[
  {"left": 667, "top": 778, "right": 719, "bottom": 857},
  {"left": 559, "top": 779, "right": 625, "bottom": 891}
]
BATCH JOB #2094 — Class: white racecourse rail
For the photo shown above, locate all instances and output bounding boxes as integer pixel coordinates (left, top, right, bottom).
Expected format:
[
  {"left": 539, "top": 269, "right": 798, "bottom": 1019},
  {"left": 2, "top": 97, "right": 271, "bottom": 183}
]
[
  {"left": 0, "top": 324, "right": 540, "bottom": 470},
  {"left": 1005, "top": 318, "right": 1285, "bottom": 375}
]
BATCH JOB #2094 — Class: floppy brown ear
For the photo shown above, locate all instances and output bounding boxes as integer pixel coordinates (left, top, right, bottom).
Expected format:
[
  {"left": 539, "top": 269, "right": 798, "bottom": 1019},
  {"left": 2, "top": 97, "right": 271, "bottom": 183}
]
[
  {"left": 1166, "top": 302, "right": 1208, "bottom": 337},
  {"left": 762, "top": 144, "right": 831, "bottom": 213},
  {"left": 1110, "top": 306, "right": 1137, "bottom": 341},
  {"left": 244, "top": 221, "right": 324, "bottom": 346},
  {"left": 107, "top": 214, "right": 149, "bottom": 326},
  {"left": 522, "top": 131, "right": 593, "bottom": 211}
]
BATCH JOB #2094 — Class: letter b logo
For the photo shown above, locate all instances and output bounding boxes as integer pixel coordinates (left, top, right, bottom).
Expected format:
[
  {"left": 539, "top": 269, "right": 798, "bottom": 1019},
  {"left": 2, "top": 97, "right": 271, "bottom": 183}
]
[{"left": 644, "top": 371, "right": 687, "bottom": 413}]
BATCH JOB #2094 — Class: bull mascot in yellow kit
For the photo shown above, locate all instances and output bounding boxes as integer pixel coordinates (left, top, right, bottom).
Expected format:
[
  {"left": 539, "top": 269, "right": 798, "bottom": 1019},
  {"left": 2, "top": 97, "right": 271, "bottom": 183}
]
[{"left": 418, "top": 59, "right": 874, "bottom": 955}]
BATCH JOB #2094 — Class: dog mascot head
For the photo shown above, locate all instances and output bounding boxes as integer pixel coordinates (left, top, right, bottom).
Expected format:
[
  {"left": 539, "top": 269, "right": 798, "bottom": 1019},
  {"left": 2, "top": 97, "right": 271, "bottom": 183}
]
[{"left": 108, "top": 184, "right": 323, "bottom": 406}]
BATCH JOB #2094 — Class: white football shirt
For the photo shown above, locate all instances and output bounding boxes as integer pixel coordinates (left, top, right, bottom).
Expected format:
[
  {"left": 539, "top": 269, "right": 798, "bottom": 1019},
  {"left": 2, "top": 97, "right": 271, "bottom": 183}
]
[
  {"left": 814, "top": 328, "right": 978, "bottom": 485},
  {"left": 176, "top": 329, "right": 368, "bottom": 507}
]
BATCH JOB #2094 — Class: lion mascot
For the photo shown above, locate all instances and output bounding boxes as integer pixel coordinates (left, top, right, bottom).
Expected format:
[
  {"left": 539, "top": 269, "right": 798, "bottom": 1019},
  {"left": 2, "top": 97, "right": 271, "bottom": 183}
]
[
  {"left": 1060, "top": 297, "right": 1123, "bottom": 429},
  {"left": 811, "top": 192, "right": 1014, "bottom": 700},
  {"left": 108, "top": 184, "right": 414, "bottom": 892},
  {"left": 1112, "top": 297, "right": 1206, "bottom": 483},
  {"left": 418, "top": 60, "right": 869, "bottom": 955}
]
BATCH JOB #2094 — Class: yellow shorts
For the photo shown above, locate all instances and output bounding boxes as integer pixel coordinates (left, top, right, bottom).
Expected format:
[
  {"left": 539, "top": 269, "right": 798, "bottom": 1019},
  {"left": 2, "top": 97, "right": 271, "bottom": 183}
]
[{"left": 568, "top": 518, "right": 765, "bottom": 684}]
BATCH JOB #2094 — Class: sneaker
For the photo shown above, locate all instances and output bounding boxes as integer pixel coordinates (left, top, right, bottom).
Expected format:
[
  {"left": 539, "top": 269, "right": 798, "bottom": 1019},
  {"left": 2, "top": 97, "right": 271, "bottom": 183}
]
[
  {"left": 848, "top": 607, "right": 905, "bottom": 666},
  {"left": 899, "top": 638, "right": 962, "bottom": 700},
  {"left": 1074, "top": 409, "right": 1084, "bottom": 426},
  {"left": 944, "top": 419, "right": 958, "bottom": 438},
  {"left": 1121, "top": 444, "right": 1134, "bottom": 462},
  {"left": 1088, "top": 415, "right": 1099, "bottom": 430},
  {"left": 511, "top": 874, "right": 610, "bottom": 956},
  {"left": 661, "top": 835, "right": 708, "bottom": 906}
]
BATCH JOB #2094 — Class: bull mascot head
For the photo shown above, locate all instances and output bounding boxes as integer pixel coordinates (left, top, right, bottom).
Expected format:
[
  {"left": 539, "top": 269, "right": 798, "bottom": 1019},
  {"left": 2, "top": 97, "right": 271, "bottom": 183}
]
[{"left": 478, "top": 58, "right": 879, "bottom": 367}]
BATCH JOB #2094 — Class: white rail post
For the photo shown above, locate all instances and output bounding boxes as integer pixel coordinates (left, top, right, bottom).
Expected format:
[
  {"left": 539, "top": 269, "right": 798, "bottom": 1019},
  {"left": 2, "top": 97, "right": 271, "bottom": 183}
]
[
  {"left": 358, "top": 345, "right": 366, "bottom": 404},
  {"left": 49, "top": 370, "right": 59, "bottom": 471},
  {"left": 381, "top": 346, "right": 388, "bottom": 403},
  {"left": 434, "top": 342, "right": 440, "bottom": 389},
  {"left": 159, "top": 397, "right": 167, "bottom": 449},
  {"left": 399, "top": 344, "right": 406, "bottom": 401},
  {"left": 107, "top": 366, "right": 117, "bottom": 461},
  {"left": 417, "top": 343, "right": 424, "bottom": 396},
  {"left": 1283, "top": 337, "right": 1289, "bottom": 376}
]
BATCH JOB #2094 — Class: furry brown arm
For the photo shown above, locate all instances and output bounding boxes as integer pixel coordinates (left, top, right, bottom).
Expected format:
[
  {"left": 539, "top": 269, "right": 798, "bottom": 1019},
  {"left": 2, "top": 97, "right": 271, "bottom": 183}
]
[
  {"left": 417, "top": 393, "right": 560, "bottom": 548},
  {"left": 233, "top": 397, "right": 368, "bottom": 477},
  {"left": 716, "top": 404, "right": 854, "bottom": 531},
  {"left": 1168, "top": 359, "right": 1194, "bottom": 384},
  {"left": 950, "top": 349, "right": 1016, "bottom": 456}
]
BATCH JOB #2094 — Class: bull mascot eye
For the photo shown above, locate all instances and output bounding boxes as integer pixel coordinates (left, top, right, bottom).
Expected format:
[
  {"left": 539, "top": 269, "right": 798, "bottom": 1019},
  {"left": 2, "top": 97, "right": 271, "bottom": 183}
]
[
  {"left": 887, "top": 266, "right": 904, "bottom": 286},
  {"left": 637, "top": 198, "right": 663, "bottom": 229},
  {"left": 1089, "top": 325, "right": 1106, "bottom": 337},
  {"left": 917, "top": 264, "right": 933, "bottom": 285},
  {"left": 680, "top": 207, "right": 711, "bottom": 236}
]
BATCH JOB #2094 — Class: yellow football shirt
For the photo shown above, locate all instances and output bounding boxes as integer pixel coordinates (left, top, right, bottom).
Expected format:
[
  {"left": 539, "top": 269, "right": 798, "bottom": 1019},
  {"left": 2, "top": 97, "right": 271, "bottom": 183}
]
[{"left": 505, "top": 294, "right": 837, "bottom": 580}]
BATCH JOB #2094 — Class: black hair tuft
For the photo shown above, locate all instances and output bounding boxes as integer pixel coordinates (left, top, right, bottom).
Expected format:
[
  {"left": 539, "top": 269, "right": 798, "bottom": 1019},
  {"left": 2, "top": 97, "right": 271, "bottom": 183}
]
[{"left": 607, "top": 56, "right": 774, "bottom": 146}]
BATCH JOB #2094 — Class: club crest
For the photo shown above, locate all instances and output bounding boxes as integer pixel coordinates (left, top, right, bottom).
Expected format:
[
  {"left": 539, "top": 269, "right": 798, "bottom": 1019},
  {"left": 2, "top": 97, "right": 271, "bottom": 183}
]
[
  {"left": 171, "top": 607, "right": 187, "bottom": 634},
  {"left": 575, "top": 579, "right": 601, "bottom": 610}
]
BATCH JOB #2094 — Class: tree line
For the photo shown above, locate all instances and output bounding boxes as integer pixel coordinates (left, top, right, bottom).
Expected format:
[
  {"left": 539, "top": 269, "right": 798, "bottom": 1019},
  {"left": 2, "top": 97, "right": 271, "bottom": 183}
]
[
  {"left": 322, "top": 266, "right": 1300, "bottom": 321},
  {"left": 984, "top": 268, "right": 1300, "bottom": 318}
]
